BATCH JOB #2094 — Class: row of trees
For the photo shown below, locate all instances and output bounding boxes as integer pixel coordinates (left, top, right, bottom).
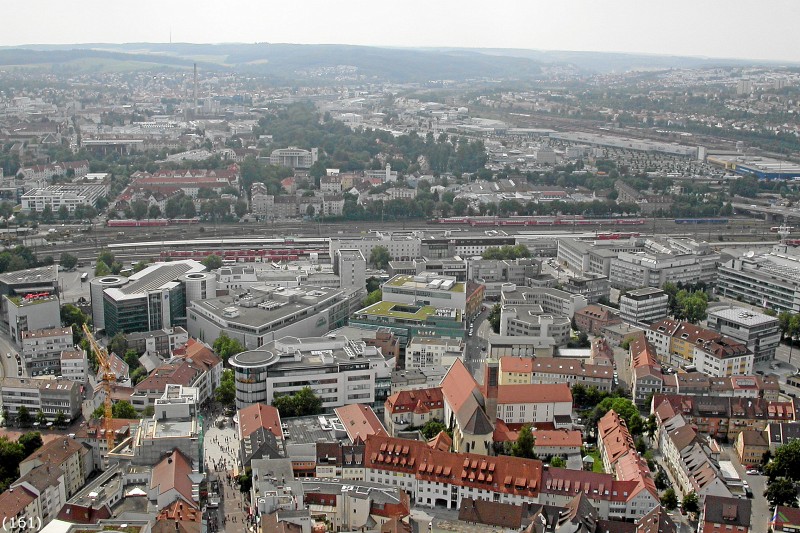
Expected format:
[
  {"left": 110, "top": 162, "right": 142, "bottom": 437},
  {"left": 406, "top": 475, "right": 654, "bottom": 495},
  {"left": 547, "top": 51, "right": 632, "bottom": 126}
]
[
  {"left": 4, "top": 405, "right": 69, "bottom": 429},
  {"left": 482, "top": 244, "right": 531, "bottom": 260},
  {"left": 662, "top": 282, "right": 710, "bottom": 324}
]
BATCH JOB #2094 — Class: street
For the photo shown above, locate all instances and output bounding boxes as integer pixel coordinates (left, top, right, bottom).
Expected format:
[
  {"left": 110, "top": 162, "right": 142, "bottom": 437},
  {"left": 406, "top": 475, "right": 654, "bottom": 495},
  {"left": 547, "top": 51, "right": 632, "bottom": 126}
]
[{"left": 203, "top": 415, "right": 252, "bottom": 533}]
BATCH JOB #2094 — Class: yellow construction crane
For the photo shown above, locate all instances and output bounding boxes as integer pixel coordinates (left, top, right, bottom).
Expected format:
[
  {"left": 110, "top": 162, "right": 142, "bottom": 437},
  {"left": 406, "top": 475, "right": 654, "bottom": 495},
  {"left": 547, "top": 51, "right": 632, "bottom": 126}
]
[{"left": 82, "top": 324, "right": 116, "bottom": 453}]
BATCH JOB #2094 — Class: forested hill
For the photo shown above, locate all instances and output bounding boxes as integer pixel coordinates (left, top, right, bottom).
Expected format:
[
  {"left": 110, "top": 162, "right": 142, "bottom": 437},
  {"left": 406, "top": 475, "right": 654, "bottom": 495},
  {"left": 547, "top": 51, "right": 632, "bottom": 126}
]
[{"left": 0, "top": 43, "right": 543, "bottom": 82}]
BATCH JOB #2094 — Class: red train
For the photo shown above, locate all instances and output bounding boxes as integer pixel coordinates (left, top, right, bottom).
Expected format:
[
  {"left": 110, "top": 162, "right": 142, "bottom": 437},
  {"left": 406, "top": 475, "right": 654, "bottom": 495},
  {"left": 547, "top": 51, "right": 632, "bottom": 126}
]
[
  {"left": 107, "top": 218, "right": 200, "bottom": 227},
  {"left": 427, "top": 216, "right": 646, "bottom": 227}
]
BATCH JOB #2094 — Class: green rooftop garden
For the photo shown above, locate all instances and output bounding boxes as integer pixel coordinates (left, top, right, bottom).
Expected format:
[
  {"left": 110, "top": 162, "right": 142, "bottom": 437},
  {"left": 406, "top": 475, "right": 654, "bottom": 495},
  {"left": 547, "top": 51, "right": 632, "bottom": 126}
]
[{"left": 360, "top": 301, "right": 437, "bottom": 320}]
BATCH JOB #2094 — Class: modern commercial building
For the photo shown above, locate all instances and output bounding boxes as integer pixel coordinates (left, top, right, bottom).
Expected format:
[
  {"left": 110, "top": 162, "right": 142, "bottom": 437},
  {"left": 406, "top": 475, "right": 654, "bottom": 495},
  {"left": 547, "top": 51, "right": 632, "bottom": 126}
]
[
  {"left": 557, "top": 238, "right": 643, "bottom": 277},
  {"left": 94, "top": 260, "right": 213, "bottom": 336},
  {"left": 333, "top": 249, "right": 367, "bottom": 292},
  {"left": 21, "top": 184, "right": 107, "bottom": 213},
  {"left": 329, "top": 234, "right": 421, "bottom": 262},
  {"left": 717, "top": 247, "right": 800, "bottom": 313},
  {"left": 187, "top": 284, "right": 360, "bottom": 349},
  {"left": 349, "top": 301, "right": 464, "bottom": 351},
  {"left": 467, "top": 258, "right": 541, "bottom": 298},
  {"left": 228, "top": 335, "right": 393, "bottom": 411},
  {"left": 500, "top": 285, "right": 587, "bottom": 317},
  {"left": 5, "top": 292, "right": 62, "bottom": 345},
  {"left": 269, "top": 147, "right": 318, "bottom": 169},
  {"left": 20, "top": 327, "right": 74, "bottom": 374},
  {"left": 561, "top": 273, "right": 611, "bottom": 304},
  {"left": 382, "top": 273, "right": 467, "bottom": 313},
  {"left": 610, "top": 252, "right": 714, "bottom": 290},
  {"left": 389, "top": 258, "right": 469, "bottom": 282},
  {"left": 0, "top": 377, "right": 81, "bottom": 422},
  {"left": 499, "top": 306, "right": 571, "bottom": 345},
  {"left": 619, "top": 288, "right": 669, "bottom": 325},
  {"left": 707, "top": 307, "right": 781, "bottom": 363}
]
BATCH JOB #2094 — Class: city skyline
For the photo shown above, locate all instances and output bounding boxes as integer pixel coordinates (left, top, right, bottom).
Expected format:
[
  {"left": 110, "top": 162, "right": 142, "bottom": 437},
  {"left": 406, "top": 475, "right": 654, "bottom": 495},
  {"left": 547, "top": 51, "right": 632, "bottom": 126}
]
[{"left": 3, "top": 0, "right": 799, "bottom": 63}]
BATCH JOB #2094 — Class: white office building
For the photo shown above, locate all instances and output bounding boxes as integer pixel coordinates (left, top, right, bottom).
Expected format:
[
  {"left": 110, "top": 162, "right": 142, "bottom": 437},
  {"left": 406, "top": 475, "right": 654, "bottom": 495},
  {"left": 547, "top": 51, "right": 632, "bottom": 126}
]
[
  {"left": 619, "top": 288, "right": 669, "bottom": 325},
  {"left": 706, "top": 307, "right": 781, "bottom": 363}
]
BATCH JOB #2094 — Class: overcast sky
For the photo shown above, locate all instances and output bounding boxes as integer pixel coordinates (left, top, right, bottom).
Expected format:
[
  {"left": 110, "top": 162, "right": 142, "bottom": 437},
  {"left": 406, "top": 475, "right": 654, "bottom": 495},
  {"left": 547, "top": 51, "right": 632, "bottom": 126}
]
[{"left": 4, "top": 0, "right": 798, "bottom": 63}]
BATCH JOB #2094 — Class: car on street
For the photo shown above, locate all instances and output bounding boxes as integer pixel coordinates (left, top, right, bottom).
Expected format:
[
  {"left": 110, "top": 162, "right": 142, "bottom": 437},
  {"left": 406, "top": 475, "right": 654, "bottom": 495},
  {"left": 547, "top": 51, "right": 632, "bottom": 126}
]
[{"left": 746, "top": 469, "right": 760, "bottom": 475}]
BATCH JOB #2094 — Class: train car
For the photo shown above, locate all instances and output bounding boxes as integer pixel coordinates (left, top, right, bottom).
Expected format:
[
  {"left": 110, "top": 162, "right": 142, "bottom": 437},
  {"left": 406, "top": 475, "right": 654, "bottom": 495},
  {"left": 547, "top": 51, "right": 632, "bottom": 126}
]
[
  {"left": 170, "top": 218, "right": 200, "bottom": 225},
  {"left": 617, "top": 219, "right": 646, "bottom": 225},
  {"left": 784, "top": 239, "right": 800, "bottom": 246},
  {"left": 771, "top": 226, "right": 795, "bottom": 232}
]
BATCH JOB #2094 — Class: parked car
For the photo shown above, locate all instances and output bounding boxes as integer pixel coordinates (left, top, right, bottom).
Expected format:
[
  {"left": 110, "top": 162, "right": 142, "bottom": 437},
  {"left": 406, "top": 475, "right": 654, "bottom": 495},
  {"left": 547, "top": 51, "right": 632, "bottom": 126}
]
[{"left": 746, "top": 469, "right": 760, "bottom": 475}]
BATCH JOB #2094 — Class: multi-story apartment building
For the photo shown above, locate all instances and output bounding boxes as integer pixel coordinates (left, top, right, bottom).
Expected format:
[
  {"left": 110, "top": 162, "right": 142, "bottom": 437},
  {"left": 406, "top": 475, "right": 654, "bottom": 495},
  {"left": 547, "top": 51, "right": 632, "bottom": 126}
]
[
  {"left": 706, "top": 307, "right": 780, "bottom": 363},
  {"left": 646, "top": 319, "right": 753, "bottom": 375},
  {"left": 405, "top": 337, "right": 464, "bottom": 369},
  {"left": 619, "top": 288, "right": 669, "bottom": 325},
  {"left": 574, "top": 304, "right": 621, "bottom": 335},
  {"left": 20, "top": 436, "right": 92, "bottom": 499},
  {"left": 496, "top": 356, "right": 615, "bottom": 391},
  {"left": 494, "top": 383, "right": 572, "bottom": 425},
  {"left": 1, "top": 377, "right": 81, "bottom": 422},
  {"left": 362, "top": 433, "right": 658, "bottom": 520},
  {"left": 228, "top": 335, "right": 393, "bottom": 411},
  {"left": 126, "top": 326, "right": 189, "bottom": 356},
  {"left": 652, "top": 394, "right": 795, "bottom": 442},
  {"left": 60, "top": 349, "right": 88, "bottom": 383},
  {"left": 20, "top": 327, "right": 73, "bottom": 374}
]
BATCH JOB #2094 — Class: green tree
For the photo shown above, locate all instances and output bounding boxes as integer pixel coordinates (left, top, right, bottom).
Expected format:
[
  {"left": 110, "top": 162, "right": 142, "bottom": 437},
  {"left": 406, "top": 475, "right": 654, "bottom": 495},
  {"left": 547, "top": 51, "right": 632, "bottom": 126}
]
[
  {"left": 61, "top": 303, "right": 91, "bottom": 344},
  {"left": 369, "top": 246, "right": 391, "bottom": 269},
  {"left": 131, "top": 200, "right": 148, "bottom": 220},
  {"left": 272, "top": 387, "right": 323, "bottom": 418},
  {"left": 54, "top": 411, "right": 67, "bottom": 428},
  {"left": 365, "top": 277, "right": 382, "bottom": 294},
  {"left": 550, "top": 456, "right": 566, "bottom": 468},
  {"left": 511, "top": 424, "right": 537, "bottom": 459},
  {"left": 488, "top": 304, "right": 502, "bottom": 334},
  {"left": 113, "top": 401, "right": 138, "bottom": 420},
  {"left": 592, "top": 400, "right": 643, "bottom": 435},
  {"left": 420, "top": 420, "right": 448, "bottom": 439},
  {"left": 237, "top": 470, "right": 252, "bottom": 493},
  {"left": 654, "top": 470, "right": 669, "bottom": 490},
  {"left": 362, "top": 289, "right": 382, "bottom": 308},
  {"left": 661, "top": 487, "right": 678, "bottom": 510},
  {"left": 142, "top": 405, "right": 155, "bottom": 417},
  {"left": 215, "top": 369, "right": 236, "bottom": 407},
  {"left": 682, "top": 491, "right": 699, "bottom": 514},
  {"left": 213, "top": 334, "right": 245, "bottom": 361},
  {"left": 766, "top": 439, "right": 800, "bottom": 481},
  {"left": 0, "top": 436, "right": 25, "bottom": 492},
  {"left": 95, "top": 261, "right": 111, "bottom": 276},
  {"left": 58, "top": 205, "right": 70, "bottom": 221},
  {"left": 35, "top": 409, "right": 47, "bottom": 425},
  {"left": 18, "top": 431, "right": 43, "bottom": 457},
  {"left": 147, "top": 204, "right": 161, "bottom": 219},
  {"left": 765, "top": 477, "right": 798, "bottom": 508},
  {"left": 41, "top": 205, "right": 54, "bottom": 223},
  {"left": 124, "top": 349, "right": 141, "bottom": 370},
  {"left": 676, "top": 290, "right": 708, "bottom": 324},
  {"left": 201, "top": 254, "right": 223, "bottom": 270},
  {"left": 59, "top": 252, "right": 78, "bottom": 270},
  {"left": 17, "top": 406, "right": 31, "bottom": 428},
  {"left": 98, "top": 250, "right": 115, "bottom": 267},
  {"left": 108, "top": 333, "right": 128, "bottom": 358}
]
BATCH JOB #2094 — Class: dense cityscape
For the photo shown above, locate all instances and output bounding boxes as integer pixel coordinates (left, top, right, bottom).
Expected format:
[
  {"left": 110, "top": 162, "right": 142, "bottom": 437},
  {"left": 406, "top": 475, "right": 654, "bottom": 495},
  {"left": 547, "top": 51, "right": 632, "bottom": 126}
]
[{"left": 0, "top": 37, "right": 799, "bottom": 533}]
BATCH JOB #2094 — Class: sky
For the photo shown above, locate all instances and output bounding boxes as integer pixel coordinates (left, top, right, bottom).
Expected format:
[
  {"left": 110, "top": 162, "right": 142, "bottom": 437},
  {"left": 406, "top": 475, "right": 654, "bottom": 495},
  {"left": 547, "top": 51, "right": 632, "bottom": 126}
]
[{"left": 3, "top": 0, "right": 799, "bottom": 63}]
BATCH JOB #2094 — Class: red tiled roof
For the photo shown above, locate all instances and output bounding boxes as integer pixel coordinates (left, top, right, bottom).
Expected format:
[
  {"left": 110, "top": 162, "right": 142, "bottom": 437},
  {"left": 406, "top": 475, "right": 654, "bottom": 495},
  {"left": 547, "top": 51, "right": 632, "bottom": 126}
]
[
  {"left": 385, "top": 387, "right": 443, "bottom": 415},
  {"left": 237, "top": 403, "right": 282, "bottom": 441},
  {"left": 334, "top": 404, "right": 387, "bottom": 443},
  {"left": 364, "top": 434, "right": 542, "bottom": 498},
  {"left": 0, "top": 486, "right": 37, "bottom": 523},
  {"left": 530, "top": 429, "right": 583, "bottom": 449},
  {"left": 499, "top": 356, "right": 533, "bottom": 374},
  {"left": 440, "top": 359, "right": 480, "bottom": 415},
  {"left": 150, "top": 450, "right": 197, "bottom": 508}
]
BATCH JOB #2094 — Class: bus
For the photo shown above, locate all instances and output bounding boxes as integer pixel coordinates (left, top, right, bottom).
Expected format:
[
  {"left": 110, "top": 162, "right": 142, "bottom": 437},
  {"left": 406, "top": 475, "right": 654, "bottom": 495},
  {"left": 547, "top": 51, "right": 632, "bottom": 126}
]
[{"left": 80, "top": 273, "right": 88, "bottom": 282}]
